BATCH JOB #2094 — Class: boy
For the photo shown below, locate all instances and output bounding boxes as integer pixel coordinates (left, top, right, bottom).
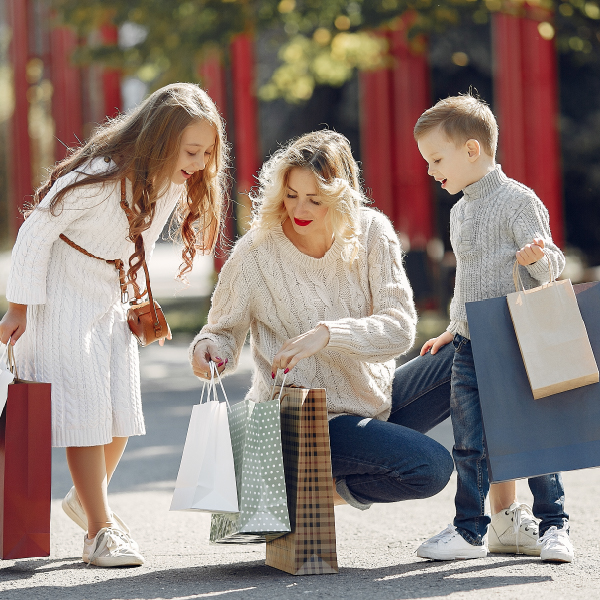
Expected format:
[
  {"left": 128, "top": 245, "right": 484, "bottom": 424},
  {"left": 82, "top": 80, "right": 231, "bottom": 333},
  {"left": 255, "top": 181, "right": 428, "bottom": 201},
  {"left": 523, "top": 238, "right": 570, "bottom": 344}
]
[{"left": 413, "top": 94, "right": 573, "bottom": 563}]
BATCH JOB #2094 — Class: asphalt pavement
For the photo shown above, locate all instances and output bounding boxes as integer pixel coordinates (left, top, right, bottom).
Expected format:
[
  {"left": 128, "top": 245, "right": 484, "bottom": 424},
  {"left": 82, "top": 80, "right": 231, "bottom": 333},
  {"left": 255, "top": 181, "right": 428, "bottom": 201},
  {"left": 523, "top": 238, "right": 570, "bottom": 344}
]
[{"left": 1, "top": 341, "right": 600, "bottom": 600}]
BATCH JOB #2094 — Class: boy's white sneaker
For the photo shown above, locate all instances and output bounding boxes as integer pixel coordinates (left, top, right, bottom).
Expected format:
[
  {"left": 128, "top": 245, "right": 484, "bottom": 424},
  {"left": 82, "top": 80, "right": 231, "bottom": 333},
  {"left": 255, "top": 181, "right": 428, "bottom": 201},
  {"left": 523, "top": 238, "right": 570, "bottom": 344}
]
[
  {"left": 538, "top": 525, "right": 574, "bottom": 563},
  {"left": 83, "top": 527, "right": 144, "bottom": 567},
  {"left": 489, "top": 502, "right": 540, "bottom": 556},
  {"left": 417, "top": 524, "right": 488, "bottom": 560}
]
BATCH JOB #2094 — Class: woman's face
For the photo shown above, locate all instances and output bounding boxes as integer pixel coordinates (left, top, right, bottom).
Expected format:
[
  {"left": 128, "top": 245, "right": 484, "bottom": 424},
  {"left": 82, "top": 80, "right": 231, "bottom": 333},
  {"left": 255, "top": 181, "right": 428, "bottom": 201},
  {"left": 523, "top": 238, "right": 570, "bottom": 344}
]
[
  {"left": 171, "top": 120, "right": 216, "bottom": 184},
  {"left": 283, "top": 168, "right": 330, "bottom": 239}
]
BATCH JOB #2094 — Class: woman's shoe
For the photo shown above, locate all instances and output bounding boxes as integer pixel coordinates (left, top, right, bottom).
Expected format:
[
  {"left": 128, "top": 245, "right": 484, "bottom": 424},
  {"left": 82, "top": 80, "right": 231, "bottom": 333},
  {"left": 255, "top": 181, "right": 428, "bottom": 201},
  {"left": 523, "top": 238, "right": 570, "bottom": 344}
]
[{"left": 83, "top": 527, "right": 144, "bottom": 567}]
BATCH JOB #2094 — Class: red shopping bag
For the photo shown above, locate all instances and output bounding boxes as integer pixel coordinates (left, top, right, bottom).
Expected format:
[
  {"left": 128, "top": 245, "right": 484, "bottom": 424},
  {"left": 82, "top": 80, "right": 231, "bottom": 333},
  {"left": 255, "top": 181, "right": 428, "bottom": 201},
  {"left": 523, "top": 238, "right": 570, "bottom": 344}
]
[{"left": 0, "top": 347, "right": 51, "bottom": 559}]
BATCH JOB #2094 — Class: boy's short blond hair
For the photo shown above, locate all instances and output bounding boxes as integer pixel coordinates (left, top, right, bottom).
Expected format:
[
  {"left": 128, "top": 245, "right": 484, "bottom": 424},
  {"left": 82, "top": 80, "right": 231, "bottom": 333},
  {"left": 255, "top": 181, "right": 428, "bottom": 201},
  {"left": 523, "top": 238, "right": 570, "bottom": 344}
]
[{"left": 414, "top": 94, "right": 498, "bottom": 158}]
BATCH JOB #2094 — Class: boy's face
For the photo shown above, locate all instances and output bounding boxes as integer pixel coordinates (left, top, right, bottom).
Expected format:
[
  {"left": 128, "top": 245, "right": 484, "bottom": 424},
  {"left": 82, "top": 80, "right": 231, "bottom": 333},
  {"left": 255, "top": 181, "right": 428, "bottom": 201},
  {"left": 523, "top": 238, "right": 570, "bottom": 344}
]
[{"left": 417, "top": 126, "right": 479, "bottom": 195}]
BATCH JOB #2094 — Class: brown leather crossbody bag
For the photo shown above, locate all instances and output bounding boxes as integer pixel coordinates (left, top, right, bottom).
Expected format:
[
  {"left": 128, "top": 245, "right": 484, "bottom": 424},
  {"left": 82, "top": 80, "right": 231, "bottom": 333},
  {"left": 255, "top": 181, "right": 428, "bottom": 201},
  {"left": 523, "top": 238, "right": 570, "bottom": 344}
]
[{"left": 59, "top": 178, "right": 170, "bottom": 346}]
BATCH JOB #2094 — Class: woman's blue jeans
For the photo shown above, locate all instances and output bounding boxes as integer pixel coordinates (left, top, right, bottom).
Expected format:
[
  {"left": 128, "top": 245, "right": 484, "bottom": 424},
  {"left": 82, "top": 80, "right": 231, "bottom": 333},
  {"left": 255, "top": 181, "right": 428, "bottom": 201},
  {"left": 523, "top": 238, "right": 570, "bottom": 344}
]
[
  {"left": 329, "top": 343, "right": 455, "bottom": 507},
  {"left": 330, "top": 337, "right": 568, "bottom": 542}
]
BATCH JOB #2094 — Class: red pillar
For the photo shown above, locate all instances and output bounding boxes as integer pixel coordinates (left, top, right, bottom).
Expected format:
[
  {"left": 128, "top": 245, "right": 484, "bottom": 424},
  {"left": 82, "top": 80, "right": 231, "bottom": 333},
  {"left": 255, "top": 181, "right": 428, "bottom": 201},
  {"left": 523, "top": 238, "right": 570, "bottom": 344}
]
[
  {"left": 7, "top": 0, "right": 32, "bottom": 235},
  {"left": 100, "top": 25, "right": 122, "bottom": 119},
  {"left": 230, "top": 33, "right": 260, "bottom": 232},
  {"left": 50, "top": 27, "right": 83, "bottom": 161},
  {"left": 359, "top": 46, "right": 395, "bottom": 219},
  {"left": 389, "top": 21, "right": 433, "bottom": 249},
  {"left": 493, "top": 12, "right": 564, "bottom": 247},
  {"left": 199, "top": 49, "right": 232, "bottom": 271}
]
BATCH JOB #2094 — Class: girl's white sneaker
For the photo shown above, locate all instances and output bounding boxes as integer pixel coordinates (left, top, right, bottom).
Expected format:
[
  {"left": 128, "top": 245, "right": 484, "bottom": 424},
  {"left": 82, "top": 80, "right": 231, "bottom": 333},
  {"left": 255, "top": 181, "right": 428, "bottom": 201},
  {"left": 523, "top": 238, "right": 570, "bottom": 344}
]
[
  {"left": 417, "top": 524, "right": 488, "bottom": 560},
  {"left": 538, "top": 524, "right": 574, "bottom": 563},
  {"left": 83, "top": 527, "right": 144, "bottom": 567}
]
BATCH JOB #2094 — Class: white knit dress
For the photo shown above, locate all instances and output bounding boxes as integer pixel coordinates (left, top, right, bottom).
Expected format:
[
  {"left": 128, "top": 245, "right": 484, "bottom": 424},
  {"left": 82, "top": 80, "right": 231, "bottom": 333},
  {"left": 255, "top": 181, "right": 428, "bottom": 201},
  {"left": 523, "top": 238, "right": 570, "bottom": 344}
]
[
  {"left": 6, "top": 158, "right": 181, "bottom": 447},
  {"left": 191, "top": 208, "right": 418, "bottom": 421}
]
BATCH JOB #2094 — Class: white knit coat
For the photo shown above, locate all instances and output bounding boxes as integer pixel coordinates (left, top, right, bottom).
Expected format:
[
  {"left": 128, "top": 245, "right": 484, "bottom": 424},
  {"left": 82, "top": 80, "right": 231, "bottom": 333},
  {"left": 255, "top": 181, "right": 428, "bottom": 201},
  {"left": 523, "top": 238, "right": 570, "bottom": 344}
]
[
  {"left": 6, "top": 158, "right": 181, "bottom": 447},
  {"left": 191, "top": 208, "right": 418, "bottom": 421}
]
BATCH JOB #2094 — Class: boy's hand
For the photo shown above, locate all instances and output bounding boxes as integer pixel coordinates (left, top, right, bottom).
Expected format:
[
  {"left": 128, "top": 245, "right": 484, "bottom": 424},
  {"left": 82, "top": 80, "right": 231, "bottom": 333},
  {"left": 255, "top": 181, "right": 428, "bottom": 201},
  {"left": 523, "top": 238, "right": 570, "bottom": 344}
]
[
  {"left": 420, "top": 331, "right": 454, "bottom": 356},
  {"left": 516, "top": 238, "right": 545, "bottom": 266}
]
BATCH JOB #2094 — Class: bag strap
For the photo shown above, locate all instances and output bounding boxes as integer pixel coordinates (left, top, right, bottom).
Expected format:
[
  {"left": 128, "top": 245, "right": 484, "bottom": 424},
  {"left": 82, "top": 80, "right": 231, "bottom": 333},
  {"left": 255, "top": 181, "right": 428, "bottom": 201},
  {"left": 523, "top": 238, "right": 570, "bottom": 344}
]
[
  {"left": 7, "top": 343, "right": 18, "bottom": 380},
  {"left": 58, "top": 175, "right": 159, "bottom": 325},
  {"left": 512, "top": 249, "right": 555, "bottom": 292}
]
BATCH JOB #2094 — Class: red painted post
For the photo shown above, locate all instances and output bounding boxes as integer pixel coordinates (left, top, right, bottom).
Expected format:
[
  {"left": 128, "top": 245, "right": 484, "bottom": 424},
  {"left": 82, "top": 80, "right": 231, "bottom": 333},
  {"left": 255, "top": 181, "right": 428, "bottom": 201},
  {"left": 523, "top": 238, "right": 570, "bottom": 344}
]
[
  {"left": 100, "top": 25, "right": 122, "bottom": 119},
  {"left": 6, "top": 0, "right": 32, "bottom": 236},
  {"left": 493, "top": 12, "right": 563, "bottom": 247},
  {"left": 359, "top": 44, "right": 395, "bottom": 220},
  {"left": 389, "top": 19, "right": 433, "bottom": 249},
  {"left": 50, "top": 27, "right": 83, "bottom": 161},
  {"left": 199, "top": 49, "right": 232, "bottom": 271},
  {"left": 230, "top": 33, "right": 260, "bottom": 232}
]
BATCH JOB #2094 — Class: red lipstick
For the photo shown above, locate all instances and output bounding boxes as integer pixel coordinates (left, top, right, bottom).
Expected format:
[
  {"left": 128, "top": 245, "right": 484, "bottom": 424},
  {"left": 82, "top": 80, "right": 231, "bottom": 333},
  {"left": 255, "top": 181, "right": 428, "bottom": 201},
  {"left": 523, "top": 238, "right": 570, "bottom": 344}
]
[{"left": 294, "top": 218, "right": 312, "bottom": 227}]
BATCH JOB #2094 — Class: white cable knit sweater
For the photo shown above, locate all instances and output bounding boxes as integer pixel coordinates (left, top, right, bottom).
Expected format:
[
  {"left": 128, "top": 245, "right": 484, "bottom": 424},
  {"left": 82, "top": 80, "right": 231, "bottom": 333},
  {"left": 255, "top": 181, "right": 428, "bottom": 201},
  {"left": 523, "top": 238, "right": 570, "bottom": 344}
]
[
  {"left": 448, "top": 165, "right": 566, "bottom": 339},
  {"left": 190, "top": 208, "right": 418, "bottom": 421},
  {"left": 6, "top": 158, "right": 181, "bottom": 447}
]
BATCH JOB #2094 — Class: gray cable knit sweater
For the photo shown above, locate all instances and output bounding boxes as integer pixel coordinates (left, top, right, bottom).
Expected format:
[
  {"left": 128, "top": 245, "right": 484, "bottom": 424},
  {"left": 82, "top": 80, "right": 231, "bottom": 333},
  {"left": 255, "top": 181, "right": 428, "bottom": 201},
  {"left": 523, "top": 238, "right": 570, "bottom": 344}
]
[{"left": 448, "top": 165, "right": 565, "bottom": 339}]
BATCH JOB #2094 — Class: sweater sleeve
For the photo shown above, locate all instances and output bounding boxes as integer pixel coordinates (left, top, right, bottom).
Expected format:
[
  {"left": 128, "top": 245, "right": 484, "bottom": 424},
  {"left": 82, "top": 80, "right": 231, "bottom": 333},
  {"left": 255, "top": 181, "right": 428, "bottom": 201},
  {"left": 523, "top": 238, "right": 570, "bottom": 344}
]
[
  {"left": 6, "top": 173, "right": 114, "bottom": 305},
  {"left": 319, "top": 214, "right": 417, "bottom": 363},
  {"left": 188, "top": 240, "right": 253, "bottom": 373},
  {"left": 511, "top": 195, "right": 565, "bottom": 283}
]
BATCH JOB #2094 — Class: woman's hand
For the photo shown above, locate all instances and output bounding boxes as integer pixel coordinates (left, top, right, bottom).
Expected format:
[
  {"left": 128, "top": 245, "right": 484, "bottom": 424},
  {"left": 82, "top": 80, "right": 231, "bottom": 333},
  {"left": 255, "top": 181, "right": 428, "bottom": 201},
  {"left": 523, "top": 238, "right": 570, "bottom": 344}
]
[
  {"left": 0, "top": 303, "right": 27, "bottom": 345},
  {"left": 420, "top": 330, "right": 453, "bottom": 356},
  {"left": 191, "top": 339, "right": 227, "bottom": 379},
  {"left": 271, "top": 324, "right": 330, "bottom": 376}
]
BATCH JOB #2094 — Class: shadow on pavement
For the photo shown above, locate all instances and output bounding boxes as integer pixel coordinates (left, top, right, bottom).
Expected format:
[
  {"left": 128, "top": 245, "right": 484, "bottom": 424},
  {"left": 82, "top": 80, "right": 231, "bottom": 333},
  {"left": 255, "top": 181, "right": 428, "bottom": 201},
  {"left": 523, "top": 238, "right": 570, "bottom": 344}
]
[{"left": 1, "top": 556, "right": 551, "bottom": 600}]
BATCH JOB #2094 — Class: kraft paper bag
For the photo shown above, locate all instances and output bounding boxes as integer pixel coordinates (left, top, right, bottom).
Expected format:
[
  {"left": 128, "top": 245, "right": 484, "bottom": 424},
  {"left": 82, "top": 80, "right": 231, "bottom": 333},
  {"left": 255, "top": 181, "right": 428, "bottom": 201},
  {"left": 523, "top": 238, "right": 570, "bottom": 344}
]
[
  {"left": 1, "top": 345, "right": 51, "bottom": 559},
  {"left": 209, "top": 375, "right": 291, "bottom": 543},
  {"left": 507, "top": 262, "right": 598, "bottom": 399},
  {"left": 170, "top": 365, "right": 238, "bottom": 514},
  {"left": 265, "top": 386, "right": 338, "bottom": 576},
  {"left": 466, "top": 281, "right": 600, "bottom": 482}
]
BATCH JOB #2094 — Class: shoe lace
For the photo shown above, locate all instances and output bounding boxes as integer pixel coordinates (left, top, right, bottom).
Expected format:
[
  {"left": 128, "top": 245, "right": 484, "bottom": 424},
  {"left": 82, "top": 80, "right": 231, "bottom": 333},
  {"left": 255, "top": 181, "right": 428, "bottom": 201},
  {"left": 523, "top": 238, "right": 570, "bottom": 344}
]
[
  {"left": 85, "top": 528, "right": 130, "bottom": 567},
  {"left": 537, "top": 523, "right": 570, "bottom": 549},
  {"left": 510, "top": 503, "right": 537, "bottom": 554},
  {"left": 430, "top": 524, "right": 457, "bottom": 543}
]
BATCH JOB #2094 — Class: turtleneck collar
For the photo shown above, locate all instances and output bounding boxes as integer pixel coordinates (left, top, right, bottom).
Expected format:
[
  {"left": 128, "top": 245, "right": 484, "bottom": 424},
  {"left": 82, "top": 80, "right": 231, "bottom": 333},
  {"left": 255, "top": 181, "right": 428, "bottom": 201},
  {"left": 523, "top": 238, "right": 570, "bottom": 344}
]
[{"left": 462, "top": 164, "right": 508, "bottom": 201}]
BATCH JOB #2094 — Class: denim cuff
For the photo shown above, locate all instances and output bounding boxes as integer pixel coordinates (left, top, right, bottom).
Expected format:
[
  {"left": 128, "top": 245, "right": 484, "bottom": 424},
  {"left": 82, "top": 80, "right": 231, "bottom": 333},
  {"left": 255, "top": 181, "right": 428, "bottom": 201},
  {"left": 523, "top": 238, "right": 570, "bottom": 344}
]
[{"left": 335, "top": 478, "right": 373, "bottom": 511}]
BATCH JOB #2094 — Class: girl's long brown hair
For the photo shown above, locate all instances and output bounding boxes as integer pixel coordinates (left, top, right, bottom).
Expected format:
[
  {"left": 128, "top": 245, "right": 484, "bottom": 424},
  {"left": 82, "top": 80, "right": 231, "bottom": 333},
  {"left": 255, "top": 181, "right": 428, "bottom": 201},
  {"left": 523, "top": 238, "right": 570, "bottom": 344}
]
[{"left": 31, "top": 82, "right": 229, "bottom": 288}]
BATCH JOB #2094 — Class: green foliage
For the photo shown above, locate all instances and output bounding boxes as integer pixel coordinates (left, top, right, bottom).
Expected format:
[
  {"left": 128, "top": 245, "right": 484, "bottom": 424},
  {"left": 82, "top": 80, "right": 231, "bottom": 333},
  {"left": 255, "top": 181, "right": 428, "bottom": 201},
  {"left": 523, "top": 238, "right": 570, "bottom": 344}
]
[{"left": 50, "top": 0, "right": 600, "bottom": 102}]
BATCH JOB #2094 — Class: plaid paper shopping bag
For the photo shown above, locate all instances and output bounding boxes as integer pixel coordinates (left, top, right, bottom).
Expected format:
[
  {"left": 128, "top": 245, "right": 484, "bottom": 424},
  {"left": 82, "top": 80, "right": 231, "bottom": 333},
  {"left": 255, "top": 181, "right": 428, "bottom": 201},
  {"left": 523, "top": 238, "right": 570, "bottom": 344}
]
[{"left": 266, "top": 387, "right": 338, "bottom": 575}]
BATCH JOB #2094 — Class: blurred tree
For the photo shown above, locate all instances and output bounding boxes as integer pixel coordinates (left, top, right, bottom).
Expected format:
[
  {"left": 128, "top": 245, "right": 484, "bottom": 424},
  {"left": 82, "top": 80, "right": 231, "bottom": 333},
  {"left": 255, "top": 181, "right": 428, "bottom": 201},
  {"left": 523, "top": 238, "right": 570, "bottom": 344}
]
[{"left": 50, "top": 0, "right": 600, "bottom": 102}]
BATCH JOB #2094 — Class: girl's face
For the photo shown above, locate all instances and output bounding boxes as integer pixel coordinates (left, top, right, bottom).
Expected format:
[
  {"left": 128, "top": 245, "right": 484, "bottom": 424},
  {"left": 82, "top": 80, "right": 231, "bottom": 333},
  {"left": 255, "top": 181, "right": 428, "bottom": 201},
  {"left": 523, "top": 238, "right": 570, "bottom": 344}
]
[
  {"left": 283, "top": 168, "right": 331, "bottom": 239},
  {"left": 171, "top": 120, "right": 216, "bottom": 184}
]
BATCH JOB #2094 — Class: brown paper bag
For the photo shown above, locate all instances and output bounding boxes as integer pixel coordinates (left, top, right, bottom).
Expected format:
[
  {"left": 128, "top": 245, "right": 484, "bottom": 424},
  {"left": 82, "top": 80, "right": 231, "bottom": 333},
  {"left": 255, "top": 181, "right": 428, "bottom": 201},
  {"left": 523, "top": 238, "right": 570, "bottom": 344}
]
[
  {"left": 265, "top": 387, "right": 338, "bottom": 576},
  {"left": 507, "top": 261, "right": 599, "bottom": 399}
]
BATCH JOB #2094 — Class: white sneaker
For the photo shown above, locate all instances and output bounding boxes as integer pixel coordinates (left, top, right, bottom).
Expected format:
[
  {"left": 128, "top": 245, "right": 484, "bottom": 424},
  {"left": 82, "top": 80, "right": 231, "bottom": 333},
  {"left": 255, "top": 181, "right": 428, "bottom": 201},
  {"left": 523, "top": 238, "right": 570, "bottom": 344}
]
[
  {"left": 62, "top": 486, "right": 132, "bottom": 534},
  {"left": 417, "top": 524, "right": 488, "bottom": 560},
  {"left": 83, "top": 527, "right": 144, "bottom": 567},
  {"left": 538, "top": 524, "right": 574, "bottom": 563},
  {"left": 489, "top": 502, "right": 540, "bottom": 556}
]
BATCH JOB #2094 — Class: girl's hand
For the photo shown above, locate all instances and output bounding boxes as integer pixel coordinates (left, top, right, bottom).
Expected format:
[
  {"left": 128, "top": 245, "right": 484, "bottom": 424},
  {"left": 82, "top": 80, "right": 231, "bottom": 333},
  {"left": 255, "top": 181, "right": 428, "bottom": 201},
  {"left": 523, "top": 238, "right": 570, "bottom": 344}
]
[
  {"left": 158, "top": 327, "right": 172, "bottom": 347},
  {"left": 420, "top": 330, "right": 453, "bottom": 356},
  {"left": 516, "top": 238, "right": 545, "bottom": 266},
  {"left": 191, "top": 339, "right": 227, "bottom": 379},
  {"left": 0, "top": 303, "right": 27, "bottom": 345},
  {"left": 271, "top": 324, "right": 330, "bottom": 376}
]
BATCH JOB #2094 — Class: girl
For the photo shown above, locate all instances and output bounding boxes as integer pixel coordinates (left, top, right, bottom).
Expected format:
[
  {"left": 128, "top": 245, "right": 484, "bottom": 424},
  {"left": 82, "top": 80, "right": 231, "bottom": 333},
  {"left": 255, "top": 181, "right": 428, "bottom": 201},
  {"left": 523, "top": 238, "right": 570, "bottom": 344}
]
[{"left": 0, "top": 82, "right": 228, "bottom": 566}]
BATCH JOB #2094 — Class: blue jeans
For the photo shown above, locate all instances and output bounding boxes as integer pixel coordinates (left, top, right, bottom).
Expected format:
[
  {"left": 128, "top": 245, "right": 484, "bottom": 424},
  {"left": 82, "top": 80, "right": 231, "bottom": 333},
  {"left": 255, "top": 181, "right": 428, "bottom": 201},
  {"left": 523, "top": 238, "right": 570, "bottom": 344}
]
[
  {"left": 329, "top": 343, "right": 455, "bottom": 507},
  {"left": 451, "top": 334, "right": 568, "bottom": 545}
]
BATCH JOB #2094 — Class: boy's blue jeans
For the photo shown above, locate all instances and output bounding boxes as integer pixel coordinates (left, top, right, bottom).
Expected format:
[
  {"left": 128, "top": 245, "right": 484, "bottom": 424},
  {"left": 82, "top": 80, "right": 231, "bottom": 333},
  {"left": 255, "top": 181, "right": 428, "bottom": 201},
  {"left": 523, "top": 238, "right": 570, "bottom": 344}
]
[{"left": 451, "top": 334, "right": 568, "bottom": 545}]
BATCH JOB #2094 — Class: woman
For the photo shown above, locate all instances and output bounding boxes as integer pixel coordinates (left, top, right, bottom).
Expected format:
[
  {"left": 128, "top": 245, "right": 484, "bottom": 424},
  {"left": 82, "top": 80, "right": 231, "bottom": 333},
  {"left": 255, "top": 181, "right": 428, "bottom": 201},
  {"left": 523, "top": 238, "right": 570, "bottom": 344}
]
[{"left": 190, "top": 130, "right": 454, "bottom": 510}]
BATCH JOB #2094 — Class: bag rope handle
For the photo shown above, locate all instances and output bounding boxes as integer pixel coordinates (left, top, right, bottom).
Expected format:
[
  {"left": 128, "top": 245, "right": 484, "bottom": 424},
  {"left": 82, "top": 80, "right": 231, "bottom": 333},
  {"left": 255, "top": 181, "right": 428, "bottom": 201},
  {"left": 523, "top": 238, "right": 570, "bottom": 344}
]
[
  {"left": 512, "top": 248, "right": 555, "bottom": 292},
  {"left": 6, "top": 342, "right": 19, "bottom": 380},
  {"left": 270, "top": 369, "right": 288, "bottom": 404}
]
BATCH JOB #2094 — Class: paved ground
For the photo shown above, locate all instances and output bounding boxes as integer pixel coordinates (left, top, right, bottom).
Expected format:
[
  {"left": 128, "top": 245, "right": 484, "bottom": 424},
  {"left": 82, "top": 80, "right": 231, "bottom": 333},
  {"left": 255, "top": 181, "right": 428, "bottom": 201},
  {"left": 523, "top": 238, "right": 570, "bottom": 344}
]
[{"left": 1, "top": 341, "right": 600, "bottom": 600}]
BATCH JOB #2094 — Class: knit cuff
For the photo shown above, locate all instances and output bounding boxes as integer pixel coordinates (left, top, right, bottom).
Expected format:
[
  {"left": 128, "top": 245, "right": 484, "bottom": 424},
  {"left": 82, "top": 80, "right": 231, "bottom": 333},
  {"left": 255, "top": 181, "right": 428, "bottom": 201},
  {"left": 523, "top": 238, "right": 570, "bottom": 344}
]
[
  {"left": 5, "top": 285, "right": 46, "bottom": 305},
  {"left": 188, "top": 333, "right": 233, "bottom": 371},
  {"left": 526, "top": 255, "right": 552, "bottom": 283},
  {"left": 446, "top": 320, "right": 462, "bottom": 335},
  {"left": 318, "top": 320, "right": 357, "bottom": 353}
]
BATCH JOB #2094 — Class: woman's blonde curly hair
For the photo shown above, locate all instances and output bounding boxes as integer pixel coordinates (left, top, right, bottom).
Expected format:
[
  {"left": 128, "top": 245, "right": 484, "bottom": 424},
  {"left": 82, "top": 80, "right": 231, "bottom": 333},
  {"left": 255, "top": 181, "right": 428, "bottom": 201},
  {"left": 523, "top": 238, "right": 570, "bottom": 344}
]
[{"left": 250, "top": 130, "right": 368, "bottom": 262}]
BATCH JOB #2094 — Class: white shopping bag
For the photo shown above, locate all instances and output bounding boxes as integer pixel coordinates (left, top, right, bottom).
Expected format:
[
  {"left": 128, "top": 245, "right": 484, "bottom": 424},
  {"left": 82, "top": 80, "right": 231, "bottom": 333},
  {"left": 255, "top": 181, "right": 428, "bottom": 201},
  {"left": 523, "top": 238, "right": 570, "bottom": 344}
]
[
  {"left": 0, "top": 344, "right": 15, "bottom": 415},
  {"left": 170, "top": 363, "right": 238, "bottom": 513}
]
